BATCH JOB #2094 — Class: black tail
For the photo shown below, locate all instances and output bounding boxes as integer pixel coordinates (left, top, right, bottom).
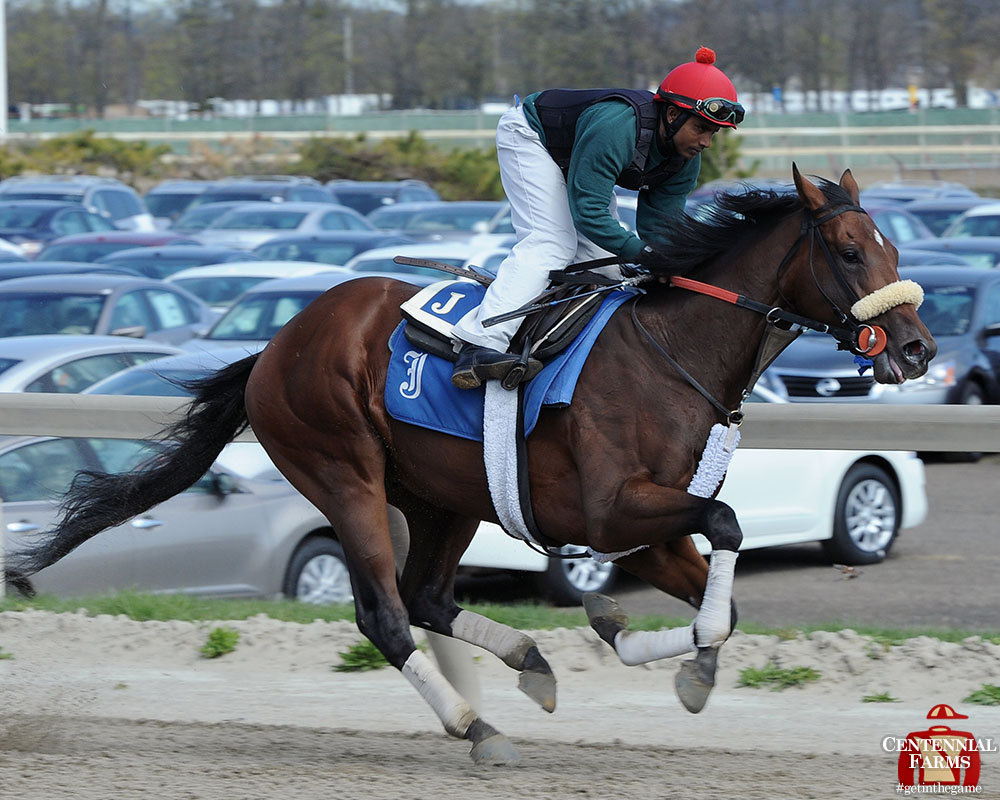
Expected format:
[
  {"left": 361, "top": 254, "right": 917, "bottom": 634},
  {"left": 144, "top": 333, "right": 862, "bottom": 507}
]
[{"left": 4, "top": 353, "right": 261, "bottom": 596}]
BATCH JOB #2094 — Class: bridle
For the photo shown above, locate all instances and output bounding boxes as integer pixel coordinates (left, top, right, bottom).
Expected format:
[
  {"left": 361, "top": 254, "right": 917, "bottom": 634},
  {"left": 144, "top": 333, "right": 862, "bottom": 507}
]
[{"left": 632, "top": 200, "right": 923, "bottom": 424}]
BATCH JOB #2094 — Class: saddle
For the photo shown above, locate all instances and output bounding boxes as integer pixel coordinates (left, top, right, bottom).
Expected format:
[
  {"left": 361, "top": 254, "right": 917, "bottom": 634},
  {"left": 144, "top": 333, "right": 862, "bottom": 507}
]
[{"left": 397, "top": 257, "right": 616, "bottom": 381}]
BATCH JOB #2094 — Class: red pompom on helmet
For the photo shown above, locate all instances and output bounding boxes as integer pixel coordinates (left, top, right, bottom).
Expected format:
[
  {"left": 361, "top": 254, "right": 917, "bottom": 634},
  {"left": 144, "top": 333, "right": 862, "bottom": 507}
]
[{"left": 656, "top": 46, "right": 744, "bottom": 128}]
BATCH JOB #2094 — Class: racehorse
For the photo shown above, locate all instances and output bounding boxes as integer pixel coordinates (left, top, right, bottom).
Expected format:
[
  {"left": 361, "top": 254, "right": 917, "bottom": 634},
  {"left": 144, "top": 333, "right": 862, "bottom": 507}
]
[{"left": 5, "top": 165, "right": 935, "bottom": 766}]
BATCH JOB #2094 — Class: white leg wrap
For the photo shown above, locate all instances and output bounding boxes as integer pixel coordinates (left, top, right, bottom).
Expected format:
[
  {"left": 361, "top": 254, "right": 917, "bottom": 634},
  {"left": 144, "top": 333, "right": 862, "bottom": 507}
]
[
  {"left": 401, "top": 649, "right": 479, "bottom": 737},
  {"left": 695, "top": 550, "right": 738, "bottom": 648},
  {"left": 613, "top": 624, "right": 695, "bottom": 666},
  {"left": 452, "top": 609, "right": 535, "bottom": 666}
]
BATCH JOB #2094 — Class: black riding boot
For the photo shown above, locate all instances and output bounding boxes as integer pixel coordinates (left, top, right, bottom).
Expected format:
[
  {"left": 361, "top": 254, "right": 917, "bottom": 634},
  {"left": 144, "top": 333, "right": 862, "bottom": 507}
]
[{"left": 451, "top": 343, "right": 541, "bottom": 390}]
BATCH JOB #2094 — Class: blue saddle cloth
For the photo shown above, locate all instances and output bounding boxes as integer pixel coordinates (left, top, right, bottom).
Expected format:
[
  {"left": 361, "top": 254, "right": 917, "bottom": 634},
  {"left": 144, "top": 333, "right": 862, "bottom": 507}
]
[{"left": 385, "top": 283, "right": 636, "bottom": 441}]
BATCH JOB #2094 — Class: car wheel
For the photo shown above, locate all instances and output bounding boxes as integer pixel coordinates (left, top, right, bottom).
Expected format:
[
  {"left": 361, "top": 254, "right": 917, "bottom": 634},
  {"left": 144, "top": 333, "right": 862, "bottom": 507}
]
[
  {"left": 822, "top": 463, "right": 900, "bottom": 565},
  {"left": 283, "top": 538, "right": 354, "bottom": 604},
  {"left": 943, "top": 382, "right": 985, "bottom": 463},
  {"left": 534, "top": 545, "right": 617, "bottom": 606}
]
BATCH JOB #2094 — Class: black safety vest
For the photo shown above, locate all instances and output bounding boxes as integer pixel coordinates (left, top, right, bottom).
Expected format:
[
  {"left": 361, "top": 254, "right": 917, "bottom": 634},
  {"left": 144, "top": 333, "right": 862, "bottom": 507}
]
[{"left": 532, "top": 88, "right": 686, "bottom": 190}]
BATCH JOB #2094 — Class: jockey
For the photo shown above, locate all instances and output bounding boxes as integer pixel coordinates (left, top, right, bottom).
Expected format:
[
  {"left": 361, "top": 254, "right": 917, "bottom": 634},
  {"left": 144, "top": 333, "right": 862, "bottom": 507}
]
[{"left": 451, "top": 46, "right": 744, "bottom": 390}]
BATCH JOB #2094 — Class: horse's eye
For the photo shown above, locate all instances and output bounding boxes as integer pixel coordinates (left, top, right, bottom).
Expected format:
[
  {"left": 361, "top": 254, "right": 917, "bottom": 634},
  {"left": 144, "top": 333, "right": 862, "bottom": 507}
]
[{"left": 841, "top": 249, "right": 861, "bottom": 264}]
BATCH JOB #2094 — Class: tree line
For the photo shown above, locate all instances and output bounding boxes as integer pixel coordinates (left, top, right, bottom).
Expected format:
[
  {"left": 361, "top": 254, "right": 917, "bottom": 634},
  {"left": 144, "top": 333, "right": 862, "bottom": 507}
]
[{"left": 7, "top": 0, "right": 999, "bottom": 117}]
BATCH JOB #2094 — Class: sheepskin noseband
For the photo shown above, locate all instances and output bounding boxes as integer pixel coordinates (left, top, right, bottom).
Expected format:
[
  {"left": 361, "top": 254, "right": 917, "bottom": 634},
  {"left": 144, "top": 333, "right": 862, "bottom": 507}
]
[{"left": 850, "top": 279, "right": 924, "bottom": 322}]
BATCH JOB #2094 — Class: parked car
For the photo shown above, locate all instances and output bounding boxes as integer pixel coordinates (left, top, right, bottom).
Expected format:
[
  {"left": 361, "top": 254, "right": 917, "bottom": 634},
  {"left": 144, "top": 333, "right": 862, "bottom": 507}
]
[
  {"left": 143, "top": 179, "right": 211, "bottom": 229},
  {"left": 895, "top": 237, "right": 1000, "bottom": 269},
  {"left": 251, "top": 231, "right": 415, "bottom": 266},
  {"left": 381, "top": 200, "right": 507, "bottom": 243},
  {"left": 194, "top": 202, "right": 375, "bottom": 250},
  {"left": 326, "top": 179, "right": 440, "bottom": 216},
  {"left": 0, "top": 262, "right": 143, "bottom": 282},
  {"left": 0, "top": 335, "right": 183, "bottom": 393},
  {"left": 761, "top": 266, "right": 1000, "bottom": 407},
  {"left": 0, "top": 433, "right": 351, "bottom": 601},
  {"left": 904, "top": 197, "right": 995, "bottom": 237},
  {"left": 95, "top": 244, "right": 261, "bottom": 279},
  {"left": 864, "top": 201, "right": 937, "bottom": 246},
  {"left": 940, "top": 201, "right": 1000, "bottom": 238},
  {"left": 166, "top": 261, "right": 342, "bottom": 311},
  {"left": 0, "top": 175, "right": 155, "bottom": 231},
  {"left": 0, "top": 274, "right": 217, "bottom": 345},
  {"left": 180, "top": 269, "right": 438, "bottom": 353},
  {"left": 859, "top": 179, "right": 979, "bottom": 204},
  {"left": 169, "top": 201, "right": 250, "bottom": 235},
  {"left": 36, "top": 231, "right": 200, "bottom": 262},
  {"left": 0, "top": 200, "right": 117, "bottom": 258},
  {"left": 343, "top": 241, "right": 510, "bottom": 280},
  {"left": 187, "top": 177, "right": 334, "bottom": 208},
  {"left": 367, "top": 201, "right": 452, "bottom": 232}
]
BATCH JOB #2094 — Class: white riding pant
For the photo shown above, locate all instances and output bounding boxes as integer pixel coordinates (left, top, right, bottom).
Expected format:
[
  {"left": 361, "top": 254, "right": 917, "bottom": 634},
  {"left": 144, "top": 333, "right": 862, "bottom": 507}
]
[{"left": 452, "top": 103, "right": 619, "bottom": 352}]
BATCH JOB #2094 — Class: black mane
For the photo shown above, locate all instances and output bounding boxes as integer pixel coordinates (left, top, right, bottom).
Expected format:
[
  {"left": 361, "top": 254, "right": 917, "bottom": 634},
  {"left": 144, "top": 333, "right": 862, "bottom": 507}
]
[{"left": 658, "top": 179, "right": 854, "bottom": 275}]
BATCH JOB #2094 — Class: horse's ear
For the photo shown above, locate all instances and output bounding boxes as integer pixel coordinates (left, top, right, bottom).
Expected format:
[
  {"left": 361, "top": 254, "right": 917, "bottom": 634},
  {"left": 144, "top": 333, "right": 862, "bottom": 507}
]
[
  {"left": 839, "top": 169, "right": 861, "bottom": 204},
  {"left": 791, "top": 162, "right": 826, "bottom": 212}
]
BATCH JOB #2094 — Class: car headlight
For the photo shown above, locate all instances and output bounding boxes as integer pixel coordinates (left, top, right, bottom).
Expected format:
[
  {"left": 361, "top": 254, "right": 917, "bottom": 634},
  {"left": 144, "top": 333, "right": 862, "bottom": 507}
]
[{"left": 894, "top": 359, "right": 957, "bottom": 392}]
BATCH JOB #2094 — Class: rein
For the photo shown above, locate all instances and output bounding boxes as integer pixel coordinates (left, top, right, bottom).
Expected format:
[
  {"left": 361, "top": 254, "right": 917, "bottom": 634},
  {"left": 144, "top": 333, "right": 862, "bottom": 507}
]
[{"left": 634, "top": 201, "right": 902, "bottom": 425}]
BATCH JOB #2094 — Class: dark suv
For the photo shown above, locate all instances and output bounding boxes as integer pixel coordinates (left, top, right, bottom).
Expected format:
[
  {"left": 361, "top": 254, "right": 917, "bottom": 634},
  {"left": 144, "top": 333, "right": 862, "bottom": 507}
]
[
  {"left": 0, "top": 175, "right": 154, "bottom": 232},
  {"left": 326, "top": 179, "right": 440, "bottom": 216},
  {"left": 189, "top": 176, "right": 334, "bottom": 207}
]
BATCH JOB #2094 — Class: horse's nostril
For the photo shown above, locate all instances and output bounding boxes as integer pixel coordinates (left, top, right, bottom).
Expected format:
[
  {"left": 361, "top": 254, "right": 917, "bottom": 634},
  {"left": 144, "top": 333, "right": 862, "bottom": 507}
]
[{"left": 903, "top": 340, "right": 928, "bottom": 363}]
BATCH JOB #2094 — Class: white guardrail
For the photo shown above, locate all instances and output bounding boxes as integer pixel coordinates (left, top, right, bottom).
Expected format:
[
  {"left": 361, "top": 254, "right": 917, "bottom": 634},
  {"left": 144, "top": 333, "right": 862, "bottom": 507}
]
[
  {"left": 1, "top": 393, "right": 999, "bottom": 605},
  {"left": 1, "top": 393, "right": 1000, "bottom": 450}
]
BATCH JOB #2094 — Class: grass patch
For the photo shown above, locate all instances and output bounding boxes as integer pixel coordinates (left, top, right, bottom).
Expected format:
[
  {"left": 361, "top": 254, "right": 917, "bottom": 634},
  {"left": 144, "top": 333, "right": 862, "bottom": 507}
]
[
  {"left": 1, "top": 591, "right": 999, "bottom": 645},
  {"left": 200, "top": 627, "right": 240, "bottom": 658},
  {"left": 335, "top": 639, "right": 389, "bottom": 672},
  {"left": 964, "top": 685, "right": 1000, "bottom": 706},
  {"left": 0, "top": 646, "right": 13, "bottom": 660},
  {"left": 738, "top": 661, "right": 820, "bottom": 691},
  {"left": 862, "top": 692, "right": 899, "bottom": 703}
]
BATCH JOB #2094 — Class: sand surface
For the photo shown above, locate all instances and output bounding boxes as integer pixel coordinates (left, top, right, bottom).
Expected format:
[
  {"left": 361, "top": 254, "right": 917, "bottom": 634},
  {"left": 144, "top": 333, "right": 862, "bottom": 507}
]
[{"left": 2, "top": 610, "right": 999, "bottom": 799}]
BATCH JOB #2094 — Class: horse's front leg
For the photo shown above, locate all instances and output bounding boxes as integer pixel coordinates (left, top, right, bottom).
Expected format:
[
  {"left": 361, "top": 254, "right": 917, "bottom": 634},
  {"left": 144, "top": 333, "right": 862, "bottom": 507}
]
[{"left": 583, "top": 486, "right": 742, "bottom": 713}]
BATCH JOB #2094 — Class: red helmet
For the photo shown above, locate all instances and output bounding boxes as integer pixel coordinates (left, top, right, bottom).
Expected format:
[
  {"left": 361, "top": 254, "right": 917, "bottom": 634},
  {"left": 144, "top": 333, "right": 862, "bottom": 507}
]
[{"left": 655, "top": 47, "right": 744, "bottom": 128}]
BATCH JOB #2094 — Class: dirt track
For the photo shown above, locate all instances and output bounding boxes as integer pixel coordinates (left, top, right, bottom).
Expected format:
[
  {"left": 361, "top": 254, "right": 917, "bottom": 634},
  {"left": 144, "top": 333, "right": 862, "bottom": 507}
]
[{"left": 3, "top": 612, "right": 1000, "bottom": 799}]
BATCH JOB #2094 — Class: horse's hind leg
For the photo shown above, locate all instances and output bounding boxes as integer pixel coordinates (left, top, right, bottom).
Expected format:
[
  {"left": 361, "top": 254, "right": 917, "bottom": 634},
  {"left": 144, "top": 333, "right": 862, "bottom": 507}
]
[
  {"left": 251, "top": 437, "right": 519, "bottom": 765},
  {"left": 396, "top": 498, "right": 557, "bottom": 713}
]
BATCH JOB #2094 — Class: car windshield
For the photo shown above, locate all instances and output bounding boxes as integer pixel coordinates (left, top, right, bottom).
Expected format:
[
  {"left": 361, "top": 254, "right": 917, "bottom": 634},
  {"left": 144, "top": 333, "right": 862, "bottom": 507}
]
[
  {"left": 403, "top": 209, "right": 496, "bottom": 233},
  {"left": 171, "top": 276, "right": 272, "bottom": 307},
  {"left": 0, "top": 207, "right": 51, "bottom": 227},
  {"left": 254, "top": 241, "right": 366, "bottom": 265},
  {"left": 947, "top": 217, "right": 1000, "bottom": 237},
  {"left": 351, "top": 257, "right": 462, "bottom": 276},
  {"left": 207, "top": 291, "right": 321, "bottom": 340},
  {"left": 103, "top": 255, "right": 214, "bottom": 280},
  {"left": 40, "top": 242, "right": 139, "bottom": 261},
  {"left": 0, "top": 192, "right": 82, "bottom": 203},
  {"left": 193, "top": 191, "right": 281, "bottom": 206},
  {"left": 172, "top": 205, "right": 237, "bottom": 232},
  {"left": 331, "top": 190, "right": 394, "bottom": 216},
  {"left": 88, "top": 369, "right": 206, "bottom": 397},
  {"left": 145, "top": 194, "right": 199, "bottom": 218},
  {"left": 213, "top": 210, "right": 307, "bottom": 230},
  {"left": 0, "top": 293, "right": 104, "bottom": 336},
  {"left": 917, "top": 285, "right": 974, "bottom": 337}
]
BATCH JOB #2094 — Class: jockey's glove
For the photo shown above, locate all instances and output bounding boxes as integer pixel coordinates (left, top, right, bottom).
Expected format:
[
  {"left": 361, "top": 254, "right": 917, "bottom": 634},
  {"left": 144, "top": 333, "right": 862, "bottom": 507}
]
[{"left": 634, "top": 245, "right": 679, "bottom": 276}]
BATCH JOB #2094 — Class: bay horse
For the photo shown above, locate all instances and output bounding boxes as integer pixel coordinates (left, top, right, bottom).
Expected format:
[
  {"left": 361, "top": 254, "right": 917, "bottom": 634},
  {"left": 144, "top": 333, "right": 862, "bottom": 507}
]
[{"left": 5, "top": 165, "right": 934, "bottom": 765}]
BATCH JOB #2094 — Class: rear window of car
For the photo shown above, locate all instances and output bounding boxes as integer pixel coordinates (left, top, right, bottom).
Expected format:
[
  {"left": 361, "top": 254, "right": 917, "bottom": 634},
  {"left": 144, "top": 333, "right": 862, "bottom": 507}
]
[
  {"left": 0, "top": 207, "right": 50, "bottom": 227},
  {"left": 0, "top": 293, "right": 104, "bottom": 337},
  {"left": 214, "top": 210, "right": 307, "bottom": 230},
  {"left": 207, "top": 291, "right": 321, "bottom": 340}
]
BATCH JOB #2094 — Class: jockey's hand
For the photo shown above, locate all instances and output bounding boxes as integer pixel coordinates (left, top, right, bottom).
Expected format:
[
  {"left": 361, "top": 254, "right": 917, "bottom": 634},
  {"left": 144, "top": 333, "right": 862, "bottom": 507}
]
[{"left": 635, "top": 245, "right": 678, "bottom": 276}]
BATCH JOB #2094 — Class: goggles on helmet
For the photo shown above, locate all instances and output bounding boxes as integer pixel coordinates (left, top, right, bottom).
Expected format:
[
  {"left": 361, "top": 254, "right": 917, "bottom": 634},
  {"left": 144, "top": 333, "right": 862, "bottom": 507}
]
[{"left": 693, "top": 97, "right": 745, "bottom": 126}]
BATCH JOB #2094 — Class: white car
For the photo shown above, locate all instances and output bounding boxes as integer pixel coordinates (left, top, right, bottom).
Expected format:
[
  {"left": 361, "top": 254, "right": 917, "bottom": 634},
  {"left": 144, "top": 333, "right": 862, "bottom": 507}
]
[
  {"left": 0, "top": 335, "right": 184, "bottom": 393},
  {"left": 194, "top": 202, "right": 374, "bottom": 250},
  {"left": 166, "top": 261, "right": 342, "bottom": 312},
  {"left": 343, "top": 241, "right": 511, "bottom": 281}
]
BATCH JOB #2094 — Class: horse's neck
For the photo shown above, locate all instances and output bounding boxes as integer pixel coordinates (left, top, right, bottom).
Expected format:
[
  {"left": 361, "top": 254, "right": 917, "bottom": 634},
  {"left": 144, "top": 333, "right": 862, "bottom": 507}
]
[{"left": 637, "top": 240, "right": 791, "bottom": 410}]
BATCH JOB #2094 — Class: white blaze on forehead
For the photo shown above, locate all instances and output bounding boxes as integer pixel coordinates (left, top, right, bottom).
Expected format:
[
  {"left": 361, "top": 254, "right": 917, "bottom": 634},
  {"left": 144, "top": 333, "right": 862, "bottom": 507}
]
[{"left": 872, "top": 228, "right": 885, "bottom": 248}]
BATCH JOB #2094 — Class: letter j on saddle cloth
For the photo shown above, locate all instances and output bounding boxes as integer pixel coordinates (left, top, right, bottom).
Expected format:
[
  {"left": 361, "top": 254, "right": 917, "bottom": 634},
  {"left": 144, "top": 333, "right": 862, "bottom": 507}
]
[{"left": 385, "top": 280, "right": 637, "bottom": 442}]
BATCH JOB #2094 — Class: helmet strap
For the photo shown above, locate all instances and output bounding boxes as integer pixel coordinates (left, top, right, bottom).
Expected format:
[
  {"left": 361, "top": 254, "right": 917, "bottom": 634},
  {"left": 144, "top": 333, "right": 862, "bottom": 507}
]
[{"left": 659, "top": 104, "right": 691, "bottom": 153}]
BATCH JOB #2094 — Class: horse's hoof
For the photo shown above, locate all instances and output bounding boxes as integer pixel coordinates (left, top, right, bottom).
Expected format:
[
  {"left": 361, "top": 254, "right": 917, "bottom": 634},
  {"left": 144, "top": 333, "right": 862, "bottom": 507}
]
[
  {"left": 470, "top": 734, "right": 521, "bottom": 766},
  {"left": 675, "top": 647, "right": 719, "bottom": 714},
  {"left": 583, "top": 592, "right": 629, "bottom": 647},
  {"left": 518, "top": 669, "right": 557, "bottom": 713}
]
